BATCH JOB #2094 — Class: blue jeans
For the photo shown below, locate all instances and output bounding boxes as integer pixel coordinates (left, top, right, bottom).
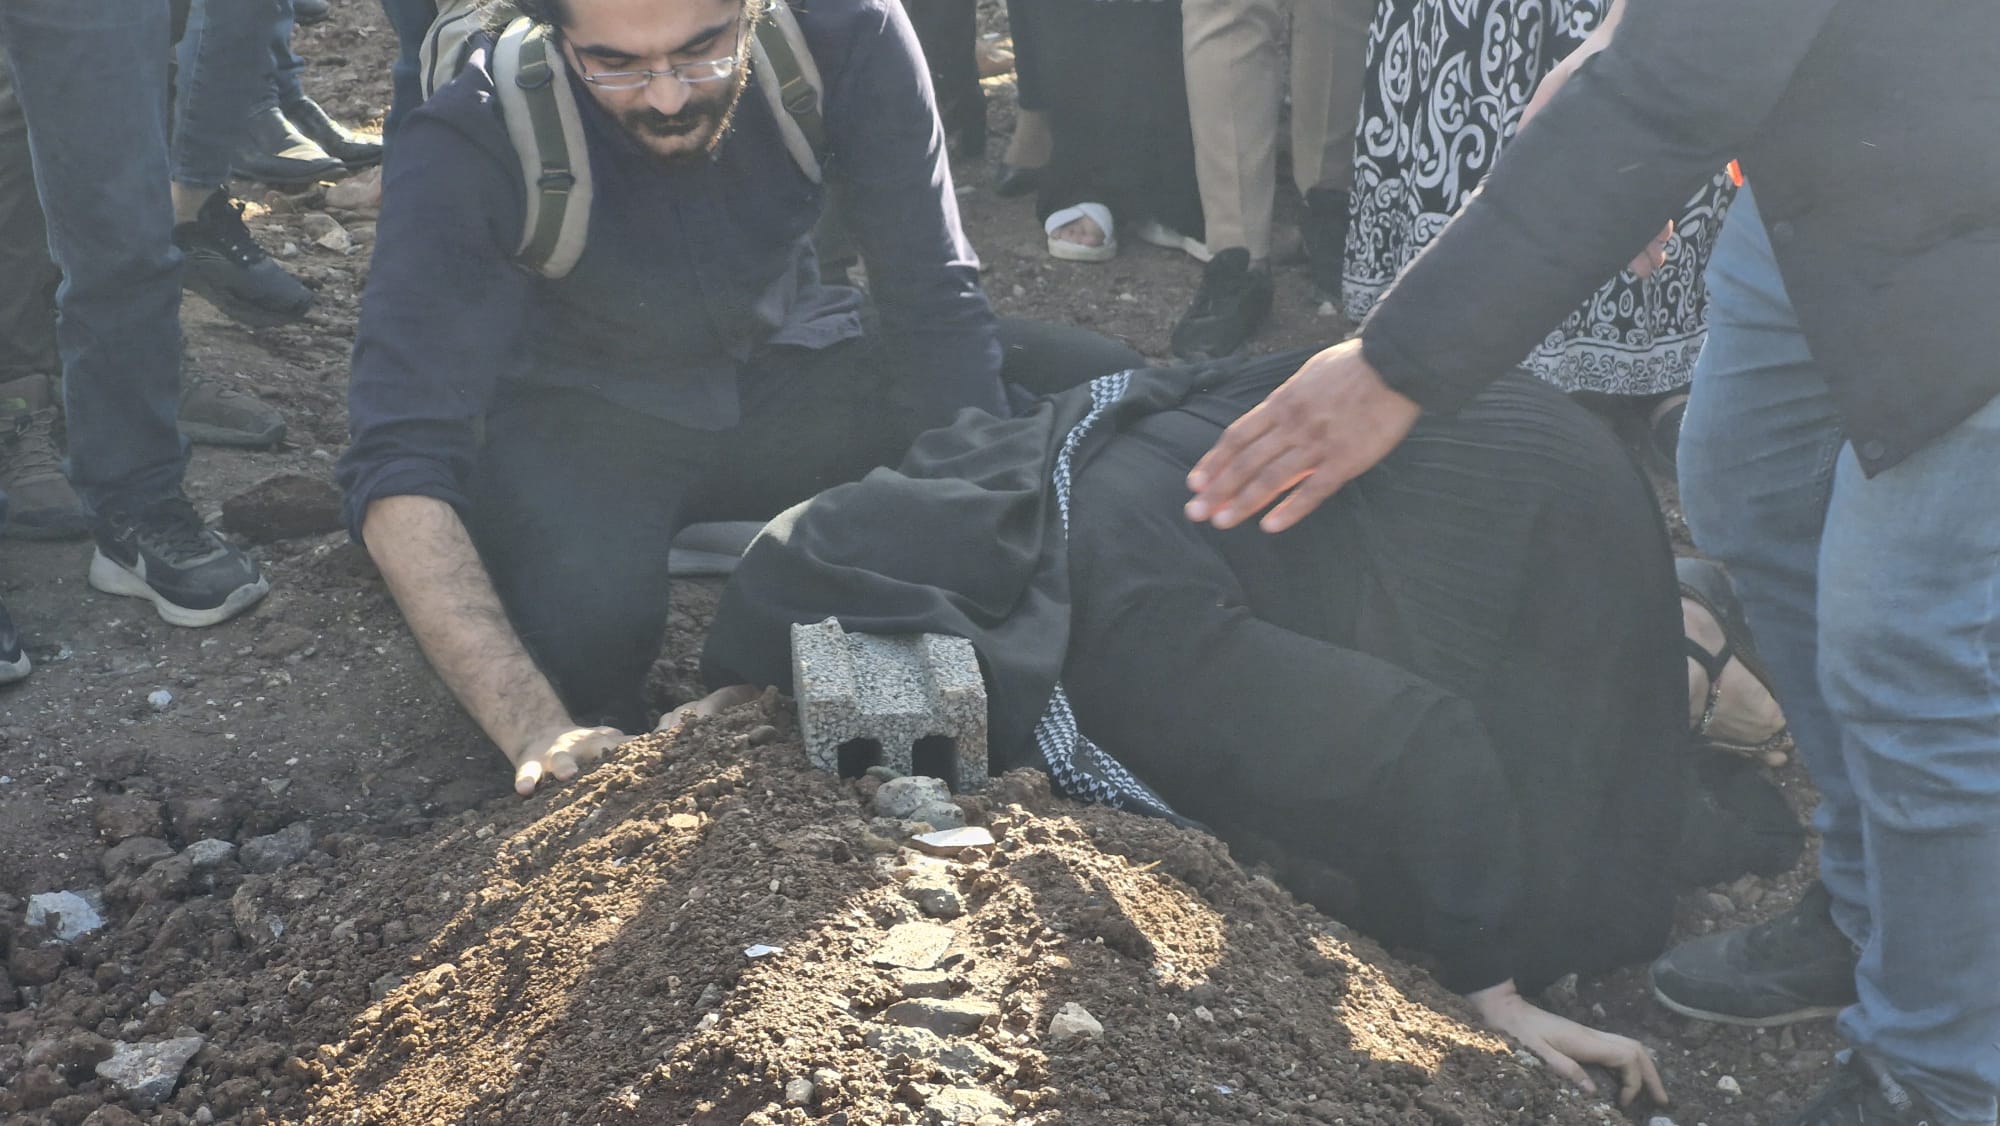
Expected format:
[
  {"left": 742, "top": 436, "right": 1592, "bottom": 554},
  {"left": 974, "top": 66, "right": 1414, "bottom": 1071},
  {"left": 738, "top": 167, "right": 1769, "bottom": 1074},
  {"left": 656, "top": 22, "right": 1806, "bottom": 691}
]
[
  {"left": 0, "top": 0, "right": 190, "bottom": 517},
  {"left": 173, "top": 0, "right": 285, "bottom": 186},
  {"left": 379, "top": 0, "right": 436, "bottom": 151},
  {"left": 1680, "top": 186, "right": 2000, "bottom": 1126},
  {"left": 262, "top": 0, "right": 306, "bottom": 111}
]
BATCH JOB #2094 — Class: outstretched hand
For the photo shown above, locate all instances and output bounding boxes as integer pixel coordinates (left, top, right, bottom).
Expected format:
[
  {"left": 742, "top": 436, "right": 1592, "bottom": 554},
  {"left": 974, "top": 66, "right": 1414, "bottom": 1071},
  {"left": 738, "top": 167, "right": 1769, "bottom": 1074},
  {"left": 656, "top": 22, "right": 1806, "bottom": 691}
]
[
  {"left": 1184, "top": 340, "right": 1421, "bottom": 533},
  {"left": 1469, "top": 981, "right": 1668, "bottom": 1106},
  {"left": 654, "top": 684, "right": 764, "bottom": 737},
  {"left": 511, "top": 724, "right": 627, "bottom": 796}
]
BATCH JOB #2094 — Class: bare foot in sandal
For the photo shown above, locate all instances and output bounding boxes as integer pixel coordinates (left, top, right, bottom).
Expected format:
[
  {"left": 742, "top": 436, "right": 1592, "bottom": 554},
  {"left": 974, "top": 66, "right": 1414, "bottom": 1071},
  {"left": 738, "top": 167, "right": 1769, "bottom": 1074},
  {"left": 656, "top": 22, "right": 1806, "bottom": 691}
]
[{"left": 1684, "top": 596, "right": 1789, "bottom": 765}]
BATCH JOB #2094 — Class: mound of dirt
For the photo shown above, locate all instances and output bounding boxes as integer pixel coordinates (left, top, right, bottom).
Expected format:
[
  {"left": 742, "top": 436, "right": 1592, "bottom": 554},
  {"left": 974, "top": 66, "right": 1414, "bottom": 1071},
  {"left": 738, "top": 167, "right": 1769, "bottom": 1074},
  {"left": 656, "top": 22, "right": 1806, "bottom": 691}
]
[{"left": 0, "top": 694, "right": 1625, "bottom": 1126}]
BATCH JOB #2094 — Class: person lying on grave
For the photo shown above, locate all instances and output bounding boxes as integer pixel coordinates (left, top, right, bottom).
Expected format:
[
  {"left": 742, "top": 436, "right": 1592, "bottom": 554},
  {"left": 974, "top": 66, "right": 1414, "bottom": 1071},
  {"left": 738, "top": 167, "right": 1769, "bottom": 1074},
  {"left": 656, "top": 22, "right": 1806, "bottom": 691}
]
[
  {"left": 337, "top": 0, "right": 1138, "bottom": 794},
  {"left": 697, "top": 352, "right": 1803, "bottom": 1104}
]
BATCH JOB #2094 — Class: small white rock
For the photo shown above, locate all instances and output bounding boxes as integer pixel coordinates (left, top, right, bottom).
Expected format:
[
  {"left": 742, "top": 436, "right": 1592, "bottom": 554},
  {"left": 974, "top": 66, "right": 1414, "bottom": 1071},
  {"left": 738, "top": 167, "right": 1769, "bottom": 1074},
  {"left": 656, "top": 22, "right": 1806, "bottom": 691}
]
[
  {"left": 1716, "top": 1075, "right": 1742, "bottom": 1095},
  {"left": 148, "top": 689, "right": 175, "bottom": 710},
  {"left": 784, "top": 1077, "right": 815, "bottom": 1106},
  {"left": 1193, "top": 1005, "right": 1216, "bottom": 1024},
  {"left": 1048, "top": 1002, "right": 1104, "bottom": 1042},
  {"left": 96, "top": 1035, "right": 206, "bottom": 1107},
  {"left": 744, "top": 943, "right": 784, "bottom": 959}
]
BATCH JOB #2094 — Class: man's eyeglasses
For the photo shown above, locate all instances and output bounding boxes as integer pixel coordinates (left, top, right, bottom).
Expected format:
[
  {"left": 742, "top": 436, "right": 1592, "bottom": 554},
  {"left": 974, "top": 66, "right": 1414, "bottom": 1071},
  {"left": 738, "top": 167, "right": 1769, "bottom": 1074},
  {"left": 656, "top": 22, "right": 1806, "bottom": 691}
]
[{"left": 568, "top": 16, "right": 751, "bottom": 90}]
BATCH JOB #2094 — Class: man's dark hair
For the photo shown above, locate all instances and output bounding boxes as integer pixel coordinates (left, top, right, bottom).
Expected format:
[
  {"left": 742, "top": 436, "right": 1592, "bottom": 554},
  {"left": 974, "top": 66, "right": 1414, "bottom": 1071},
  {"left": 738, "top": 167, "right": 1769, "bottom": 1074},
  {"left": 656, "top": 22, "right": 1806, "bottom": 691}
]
[{"left": 508, "top": 0, "right": 571, "bottom": 29}]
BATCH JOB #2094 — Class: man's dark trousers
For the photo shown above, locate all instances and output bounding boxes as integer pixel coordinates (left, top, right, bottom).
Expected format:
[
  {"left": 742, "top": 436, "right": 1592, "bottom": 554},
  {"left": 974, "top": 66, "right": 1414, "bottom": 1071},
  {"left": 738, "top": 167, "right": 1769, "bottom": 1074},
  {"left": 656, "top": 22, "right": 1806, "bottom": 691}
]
[{"left": 467, "top": 319, "right": 1139, "bottom": 731}]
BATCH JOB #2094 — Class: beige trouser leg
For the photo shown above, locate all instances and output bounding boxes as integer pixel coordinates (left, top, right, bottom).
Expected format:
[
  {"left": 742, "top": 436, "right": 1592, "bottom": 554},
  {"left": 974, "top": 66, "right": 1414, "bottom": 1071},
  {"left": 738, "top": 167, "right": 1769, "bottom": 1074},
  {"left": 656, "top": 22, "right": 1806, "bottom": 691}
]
[
  {"left": 1184, "top": 0, "right": 1375, "bottom": 257},
  {"left": 1287, "top": 0, "right": 1373, "bottom": 196},
  {"left": 1184, "top": 0, "right": 1285, "bottom": 259}
]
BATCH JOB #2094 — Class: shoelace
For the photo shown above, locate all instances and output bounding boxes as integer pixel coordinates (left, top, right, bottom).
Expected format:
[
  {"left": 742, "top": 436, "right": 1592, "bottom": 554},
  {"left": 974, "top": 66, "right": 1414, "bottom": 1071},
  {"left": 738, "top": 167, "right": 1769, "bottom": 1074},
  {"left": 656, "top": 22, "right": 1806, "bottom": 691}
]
[
  {"left": 8, "top": 410, "right": 65, "bottom": 478},
  {"left": 129, "top": 497, "right": 221, "bottom": 564}
]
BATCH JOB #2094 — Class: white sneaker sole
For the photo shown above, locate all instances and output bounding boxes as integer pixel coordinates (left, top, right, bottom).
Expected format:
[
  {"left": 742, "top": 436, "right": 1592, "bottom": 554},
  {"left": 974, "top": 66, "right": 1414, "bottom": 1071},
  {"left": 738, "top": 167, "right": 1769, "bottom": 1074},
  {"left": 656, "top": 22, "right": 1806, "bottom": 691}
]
[
  {"left": 0, "top": 651, "right": 29, "bottom": 685},
  {"left": 89, "top": 549, "right": 271, "bottom": 628},
  {"left": 1650, "top": 985, "right": 1848, "bottom": 1028}
]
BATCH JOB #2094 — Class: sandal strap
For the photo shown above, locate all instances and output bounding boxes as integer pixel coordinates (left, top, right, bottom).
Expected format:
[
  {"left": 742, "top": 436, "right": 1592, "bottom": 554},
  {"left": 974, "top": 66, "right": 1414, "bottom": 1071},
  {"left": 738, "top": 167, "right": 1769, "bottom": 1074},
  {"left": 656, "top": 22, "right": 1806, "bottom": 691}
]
[{"left": 1685, "top": 635, "right": 1733, "bottom": 682}]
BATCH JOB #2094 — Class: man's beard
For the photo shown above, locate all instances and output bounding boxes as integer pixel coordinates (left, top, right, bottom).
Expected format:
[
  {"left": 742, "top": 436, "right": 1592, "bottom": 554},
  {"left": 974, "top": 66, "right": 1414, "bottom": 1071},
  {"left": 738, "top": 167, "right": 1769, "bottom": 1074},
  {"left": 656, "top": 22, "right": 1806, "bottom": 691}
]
[{"left": 618, "top": 65, "right": 750, "bottom": 167}]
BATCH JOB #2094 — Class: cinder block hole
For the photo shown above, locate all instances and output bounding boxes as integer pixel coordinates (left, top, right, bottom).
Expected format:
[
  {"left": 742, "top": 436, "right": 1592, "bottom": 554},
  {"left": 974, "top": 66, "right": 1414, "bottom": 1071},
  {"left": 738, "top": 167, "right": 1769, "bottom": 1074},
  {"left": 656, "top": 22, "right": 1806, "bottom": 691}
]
[
  {"left": 913, "top": 735, "right": 960, "bottom": 792},
  {"left": 836, "top": 738, "right": 884, "bottom": 779}
]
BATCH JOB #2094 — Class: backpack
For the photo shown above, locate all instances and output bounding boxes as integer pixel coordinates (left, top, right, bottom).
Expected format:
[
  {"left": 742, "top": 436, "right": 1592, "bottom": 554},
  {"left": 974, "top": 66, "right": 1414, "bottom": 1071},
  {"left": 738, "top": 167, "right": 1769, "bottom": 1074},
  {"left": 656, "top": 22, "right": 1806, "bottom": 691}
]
[{"left": 417, "top": 0, "right": 829, "bottom": 279}]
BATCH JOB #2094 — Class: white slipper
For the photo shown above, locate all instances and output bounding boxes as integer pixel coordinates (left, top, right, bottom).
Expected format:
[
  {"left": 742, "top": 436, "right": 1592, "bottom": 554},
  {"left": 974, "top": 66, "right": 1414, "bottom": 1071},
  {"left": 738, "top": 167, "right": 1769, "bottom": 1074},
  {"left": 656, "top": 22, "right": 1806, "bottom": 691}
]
[
  {"left": 1134, "top": 219, "right": 1211, "bottom": 263},
  {"left": 1045, "top": 202, "right": 1116, "bottom": 262}
]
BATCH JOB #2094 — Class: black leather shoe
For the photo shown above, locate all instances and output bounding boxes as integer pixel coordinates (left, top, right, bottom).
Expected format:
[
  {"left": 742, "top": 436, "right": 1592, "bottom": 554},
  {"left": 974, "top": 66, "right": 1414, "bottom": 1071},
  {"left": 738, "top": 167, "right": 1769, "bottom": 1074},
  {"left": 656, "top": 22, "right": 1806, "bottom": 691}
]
[
  {"left": 233, "top": 104, "right": 343, "bottom": 186},
  {"left": 1170, "top": 248, "right": 1273, "bottom": 360},
  {"left": 283, "top": 95, "right": 383, "bottom": 169},
  {"left": 993, "top": 163, "right": 1041, "bottom": 198},
  {"left": 292, "top": 0, "right": 331, "bottom": 24}
]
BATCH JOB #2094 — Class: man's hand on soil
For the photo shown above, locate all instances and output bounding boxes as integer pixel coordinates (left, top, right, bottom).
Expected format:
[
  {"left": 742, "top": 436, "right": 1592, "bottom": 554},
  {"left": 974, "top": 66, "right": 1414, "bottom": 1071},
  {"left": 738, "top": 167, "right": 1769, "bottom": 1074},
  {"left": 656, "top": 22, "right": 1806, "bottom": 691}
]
[
  {"left": 512, "top": 725, "right": 627, "bottom": 796},
  {"left": 1469, "top": 981, "right": 1668, "bottom": 1106},
  {"left": 1185, "top": 339, "right": 1421, "bottom": 533}
]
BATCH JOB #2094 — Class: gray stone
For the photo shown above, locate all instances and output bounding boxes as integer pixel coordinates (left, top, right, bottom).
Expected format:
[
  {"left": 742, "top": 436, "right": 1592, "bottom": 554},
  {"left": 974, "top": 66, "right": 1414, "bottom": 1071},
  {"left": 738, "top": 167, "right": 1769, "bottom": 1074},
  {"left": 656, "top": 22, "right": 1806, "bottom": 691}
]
[
  {"left": 865, "top": 1027, "right": 1003, "bottom": 1079},
  {"left": 924, "top": 1086, "right": 1012, "bottom": 1125},
  {"left": 906, "top": 880, "right": 964, "bottom": 920},
  {"left": 783, "top": 1077, "right": 815, "bottom": 1106},
  {"left": 867, "top": 921, "right": 957, "bottom": 970},
  {"left": 910, "top": 802, "right": 967, "bottom": 830},
  {"left": 26, "top": 891, "right": 106, "bottom": 942},
  {"left": 881, "top": 997, "right": 996, "bottom": 1037},
  {"left": 93, "top": 797, "right": 165, "bottom": 844},
  {"left": 1048, "top": 1002, "right": 1104, "bottom": 1042},
  {"left": 874, "top": 776, "right": 953, "bottom": 820},
  {"left": 239, "top": 822, "right": 312, "bottom": 873},
  {"left": 94, "top": 1036, "right": 204, "bottom": 1108},
  {"left": 180, "top": 839, "right": 237, "bottom": 870},
  {"left": 102, "top": 838, "right": 176, "bottom": 880},
  {"left": 791, "top": 619, "right": 988, "bottom": 790}
]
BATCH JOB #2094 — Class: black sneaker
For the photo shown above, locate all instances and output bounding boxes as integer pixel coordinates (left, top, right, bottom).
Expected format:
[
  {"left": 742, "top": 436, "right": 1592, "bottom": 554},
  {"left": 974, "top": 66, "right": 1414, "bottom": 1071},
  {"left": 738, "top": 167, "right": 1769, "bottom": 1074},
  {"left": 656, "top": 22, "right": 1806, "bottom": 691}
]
[
  {"left": 1170, "top": 248, "right": 1273, "bottom": 360},
  {"left": 1783, "top": 1051, "right": 1945, "bottom": 1126},
  {"left": 1301, "top": 186, "right": 1350, "bottom": 307},
  {"left": 282, "top": 96, "right": 384, "bottom": 169},
  {"left": 0, "top": 596, "right": 29, "bottom": 685},
  {"left": 89, "top": 496, "right": 270, "bottom": 628},
  {"left": 1651, "top": 881, "right": 1859, "bottom": 1026},
  {"left": 173, "top": 190, "right": 316, "bottom": 328}
]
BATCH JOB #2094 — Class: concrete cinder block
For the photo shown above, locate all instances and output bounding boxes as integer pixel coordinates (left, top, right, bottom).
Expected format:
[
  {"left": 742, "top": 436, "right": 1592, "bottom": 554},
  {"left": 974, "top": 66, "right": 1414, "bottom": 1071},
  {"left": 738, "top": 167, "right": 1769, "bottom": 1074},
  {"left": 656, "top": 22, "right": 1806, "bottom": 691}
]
[{"left": 790, "top": 618, "right": 988, "bottom": 791}]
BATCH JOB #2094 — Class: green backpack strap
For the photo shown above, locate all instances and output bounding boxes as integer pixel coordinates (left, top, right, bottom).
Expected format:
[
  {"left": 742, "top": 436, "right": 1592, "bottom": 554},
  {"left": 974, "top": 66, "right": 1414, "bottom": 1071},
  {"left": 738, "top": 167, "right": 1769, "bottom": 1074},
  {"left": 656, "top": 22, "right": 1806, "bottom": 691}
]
[
  {"left": 751, "top": 0, "right": 828, "bottom": 183},
  {"left": 490, "top": 18, "right": 594, "bottom": 279}
]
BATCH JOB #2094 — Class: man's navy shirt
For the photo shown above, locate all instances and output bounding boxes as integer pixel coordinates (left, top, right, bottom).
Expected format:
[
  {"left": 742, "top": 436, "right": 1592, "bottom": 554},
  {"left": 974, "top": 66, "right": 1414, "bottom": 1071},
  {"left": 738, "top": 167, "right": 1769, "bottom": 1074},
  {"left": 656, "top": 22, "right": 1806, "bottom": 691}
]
[{"left": 338, "top": 0, "right": 1002, "bottom": 539}]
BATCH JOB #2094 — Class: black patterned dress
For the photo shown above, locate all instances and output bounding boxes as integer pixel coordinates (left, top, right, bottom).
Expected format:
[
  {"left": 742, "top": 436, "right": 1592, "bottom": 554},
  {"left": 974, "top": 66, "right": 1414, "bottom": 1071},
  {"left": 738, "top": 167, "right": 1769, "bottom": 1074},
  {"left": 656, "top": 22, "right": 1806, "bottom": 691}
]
[{"left": 1341, "top": 0, "right": 1734, "bottom": 396}]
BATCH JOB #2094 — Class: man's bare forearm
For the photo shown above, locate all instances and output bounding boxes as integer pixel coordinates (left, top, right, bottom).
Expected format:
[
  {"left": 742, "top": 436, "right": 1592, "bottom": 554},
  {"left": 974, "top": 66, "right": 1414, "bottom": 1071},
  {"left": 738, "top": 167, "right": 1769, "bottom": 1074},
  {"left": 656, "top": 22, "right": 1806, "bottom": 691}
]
[{"left": 361, "top": 494, "right": 575, "bottom": 764}]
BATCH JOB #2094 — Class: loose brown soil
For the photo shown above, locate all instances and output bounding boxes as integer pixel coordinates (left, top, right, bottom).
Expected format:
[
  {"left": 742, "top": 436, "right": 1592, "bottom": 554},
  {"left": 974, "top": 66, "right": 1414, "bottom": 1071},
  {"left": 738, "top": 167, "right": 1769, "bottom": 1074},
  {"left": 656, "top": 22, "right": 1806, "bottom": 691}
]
[{"left": 1, "top": 3, "right": 1843, "bottom": 1124}]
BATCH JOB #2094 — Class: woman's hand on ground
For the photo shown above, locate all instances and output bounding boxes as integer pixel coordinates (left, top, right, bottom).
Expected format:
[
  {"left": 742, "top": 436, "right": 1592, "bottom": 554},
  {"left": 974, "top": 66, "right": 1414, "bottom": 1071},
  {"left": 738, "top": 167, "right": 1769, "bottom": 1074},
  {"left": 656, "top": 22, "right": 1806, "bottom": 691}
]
[
  {"left": 655, "top": 684, "right": 764, "bottom": 737},
  {"left": 511, "top": 724, "right": 627, "bottom": 796},
  {"left": 1468, "top": 980, "right": 1668, "bottom": 1106}
]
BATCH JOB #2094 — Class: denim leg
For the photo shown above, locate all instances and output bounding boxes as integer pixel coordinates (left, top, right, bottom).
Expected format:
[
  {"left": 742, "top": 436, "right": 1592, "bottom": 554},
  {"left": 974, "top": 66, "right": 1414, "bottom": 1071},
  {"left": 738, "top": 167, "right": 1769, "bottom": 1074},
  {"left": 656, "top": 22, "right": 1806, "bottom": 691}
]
[
  {"left": 379, "top": 0, "right": 437, "bottom": 151},
  {"left": 0, "top": 0, "right": 189, "bottom": 516},
  {"left": 173, "top": 0, "right": 286, "bottom": 186},
  {"left": 266, "top": 2, "right": 305, "bottom": 109},
  {"left": 0, "top": 52, "right": 60, "bottom": 382},
  {"left": 1818, "top": 394, "right": 2000, "bottom": 1125},
  {"left": 1677, "top": 186, "right": 1867, "bottom": 941}
]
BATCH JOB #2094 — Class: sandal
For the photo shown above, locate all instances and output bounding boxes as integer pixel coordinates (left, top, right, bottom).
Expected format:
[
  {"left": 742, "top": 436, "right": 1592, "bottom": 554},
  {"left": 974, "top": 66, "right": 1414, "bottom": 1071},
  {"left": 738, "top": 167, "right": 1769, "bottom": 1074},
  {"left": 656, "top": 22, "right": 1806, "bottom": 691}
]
[
  {"left": 1045, "top": 202, "right": 1117, "bottom": 262},
  {"left": 1678, "top": 556, "right": 1789, "bottom": 761}
]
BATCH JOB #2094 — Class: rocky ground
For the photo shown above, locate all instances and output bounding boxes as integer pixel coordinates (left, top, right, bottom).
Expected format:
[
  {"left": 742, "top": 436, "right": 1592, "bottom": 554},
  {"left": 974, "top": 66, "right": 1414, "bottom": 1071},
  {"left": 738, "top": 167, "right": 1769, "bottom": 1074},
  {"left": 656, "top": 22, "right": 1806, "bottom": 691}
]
[{"left": 0, "top": 3, "right": 1845, "bottom": 1124}]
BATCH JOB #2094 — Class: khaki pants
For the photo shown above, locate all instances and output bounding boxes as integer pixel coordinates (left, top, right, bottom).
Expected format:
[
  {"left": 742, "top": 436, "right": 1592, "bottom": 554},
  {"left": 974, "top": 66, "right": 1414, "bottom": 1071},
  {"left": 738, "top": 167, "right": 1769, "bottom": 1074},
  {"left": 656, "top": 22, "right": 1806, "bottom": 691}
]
[{"left": 1183, "top": 0, "right": 1373, "bottom": 258}]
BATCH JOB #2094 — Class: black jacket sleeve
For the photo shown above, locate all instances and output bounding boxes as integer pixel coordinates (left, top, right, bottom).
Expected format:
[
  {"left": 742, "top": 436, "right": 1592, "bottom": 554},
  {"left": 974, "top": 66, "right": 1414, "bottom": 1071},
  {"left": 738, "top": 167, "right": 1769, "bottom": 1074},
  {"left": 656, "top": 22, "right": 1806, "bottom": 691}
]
[{"left": 1360, "top": 0, "right": 1841, "bottom": 411}]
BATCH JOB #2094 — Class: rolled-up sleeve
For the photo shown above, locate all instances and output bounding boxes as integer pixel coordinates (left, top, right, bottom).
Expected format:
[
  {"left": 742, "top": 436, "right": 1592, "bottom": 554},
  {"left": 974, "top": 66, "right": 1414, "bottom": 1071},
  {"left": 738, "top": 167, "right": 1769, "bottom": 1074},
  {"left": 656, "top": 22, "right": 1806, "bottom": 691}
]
[
  {"left": 821, "top": 0, "right": 1004, "bottom": 425},
  {"left": 336, "top": 77, "right": 533, "bottom": 542},
  {"left": 1360, "top": 0, "right": 1840, "bottom": 412}
]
